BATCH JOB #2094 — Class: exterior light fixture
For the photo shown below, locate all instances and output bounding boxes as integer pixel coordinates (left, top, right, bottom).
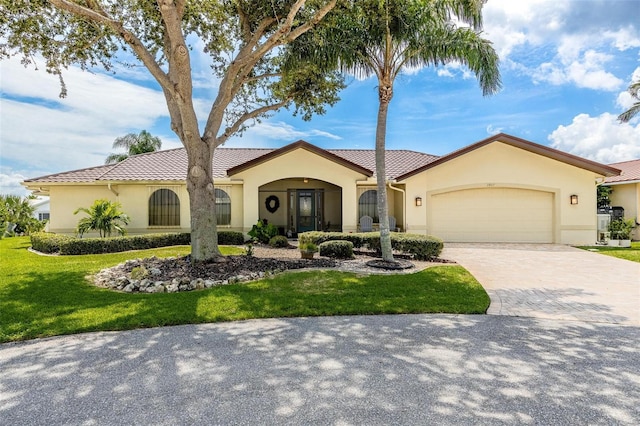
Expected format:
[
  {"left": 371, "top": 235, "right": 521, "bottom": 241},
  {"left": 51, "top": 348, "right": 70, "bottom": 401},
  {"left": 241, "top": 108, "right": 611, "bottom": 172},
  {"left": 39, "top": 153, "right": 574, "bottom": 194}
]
[
  {"left": 303, "top": 178, "right": 309, "bottom": 183},
  {"left": 570, "top": 194, "right": 578, "bottom": 205},
  {"left": 415, "top": 197, "right": 422, "bottom": 206}
]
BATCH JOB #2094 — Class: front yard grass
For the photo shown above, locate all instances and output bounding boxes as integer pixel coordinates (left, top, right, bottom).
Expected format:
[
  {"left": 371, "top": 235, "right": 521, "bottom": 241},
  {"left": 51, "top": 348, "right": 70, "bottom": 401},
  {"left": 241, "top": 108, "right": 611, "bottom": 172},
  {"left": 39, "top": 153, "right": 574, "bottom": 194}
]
[
  {"left": 578, "top": 241, "right": 640, "bottom": 263},
  {"left": 0, "top": 237, "right": 489, "bottom": 343}
]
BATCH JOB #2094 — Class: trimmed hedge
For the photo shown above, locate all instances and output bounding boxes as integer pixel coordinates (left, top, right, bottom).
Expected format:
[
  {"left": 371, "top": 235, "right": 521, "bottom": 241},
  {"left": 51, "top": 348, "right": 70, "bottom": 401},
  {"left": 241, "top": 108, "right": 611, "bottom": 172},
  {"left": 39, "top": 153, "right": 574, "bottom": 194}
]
[
  {"left": 319, "top": 240, "right": 354, "bottom": 259},
  {"left": 31, "top": 231, "right": 245, "bottom": 255},
  {"left": 299, "top": 231, "right": 443, "bottom": 261},
  {"left": 269, "top": 235, "right": 290, "bottom": 248}
]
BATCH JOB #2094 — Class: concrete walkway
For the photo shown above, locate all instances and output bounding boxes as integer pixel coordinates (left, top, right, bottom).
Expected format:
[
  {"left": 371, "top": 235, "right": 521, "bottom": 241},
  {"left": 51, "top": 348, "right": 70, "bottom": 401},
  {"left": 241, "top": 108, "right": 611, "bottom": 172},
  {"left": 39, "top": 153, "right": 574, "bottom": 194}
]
[{"left": 443, "top": 244, "right": 640, "bottom": 326}]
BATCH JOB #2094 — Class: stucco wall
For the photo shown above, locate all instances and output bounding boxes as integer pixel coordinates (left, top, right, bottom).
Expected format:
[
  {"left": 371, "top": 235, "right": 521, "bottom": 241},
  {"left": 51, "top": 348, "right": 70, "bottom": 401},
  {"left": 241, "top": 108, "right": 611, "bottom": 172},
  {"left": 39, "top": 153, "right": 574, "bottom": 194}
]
[
  {"left": 403, "top": 142, "right": 602, "bottom": 245},
  {"left": 609, "top": 182, "right": 640, "bottom": 240},
  {"left": 49, "top": 185, "right": 117, "bottom": 235},
  {"left": 232, "top": 148, "right": 368, "bottom": 233}
]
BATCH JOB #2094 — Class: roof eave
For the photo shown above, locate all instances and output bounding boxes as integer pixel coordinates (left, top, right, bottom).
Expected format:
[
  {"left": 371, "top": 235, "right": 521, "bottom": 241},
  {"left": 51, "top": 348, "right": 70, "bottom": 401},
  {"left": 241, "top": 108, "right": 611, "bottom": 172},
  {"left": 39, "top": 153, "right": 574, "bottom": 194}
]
[
  {"left": 227, "top": 140, "right": 373, "bottom": 177},
  {"left": 395, "top": 133, "right": 621, "bottom": 180}
]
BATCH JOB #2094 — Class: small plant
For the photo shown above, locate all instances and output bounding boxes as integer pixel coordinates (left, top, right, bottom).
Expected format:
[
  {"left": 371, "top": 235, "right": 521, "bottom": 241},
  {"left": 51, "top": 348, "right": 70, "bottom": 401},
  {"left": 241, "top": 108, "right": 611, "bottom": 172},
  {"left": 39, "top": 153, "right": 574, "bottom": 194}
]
[
  {"left": 299, "top": 242, "right": 318, "bottom": 253},
  {"left": 248, "top": 219, "right": 279, "bottom": 244},
  {"left": 299, "top": 241, "right": 318, "bottom": 259},
  {"left": 269, "top": 235, "right": 289, "bottom": 248},
  {"left": 130, "top": 266, "right": 149, "bottom": 280},
  {"left": 609, "top": 218, "right": 636, "bottom": 240},
  {"left": 245, "top": 243, "right": 254, "bottom": 257},
  {"left": 74, "top": 199, "right": 130, "bottom": 238}
]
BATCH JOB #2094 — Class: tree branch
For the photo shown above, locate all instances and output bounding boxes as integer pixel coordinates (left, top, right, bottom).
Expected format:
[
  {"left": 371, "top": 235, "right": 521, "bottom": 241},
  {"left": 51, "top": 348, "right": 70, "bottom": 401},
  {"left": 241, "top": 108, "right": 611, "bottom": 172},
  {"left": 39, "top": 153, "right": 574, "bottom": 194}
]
[
  {"left": 49, "top": 0, "right": 174, "bottom": 95},
  {"left": 217, "top": 100, "right": 290, "bottom": 146}
]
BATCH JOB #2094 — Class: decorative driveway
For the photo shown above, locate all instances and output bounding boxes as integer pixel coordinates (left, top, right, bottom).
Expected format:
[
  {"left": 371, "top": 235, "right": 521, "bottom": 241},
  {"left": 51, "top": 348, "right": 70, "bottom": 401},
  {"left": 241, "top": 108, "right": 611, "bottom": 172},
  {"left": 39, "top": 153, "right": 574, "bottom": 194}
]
[{"left": 443, "top": 244, "right": 640, "bottom": 326}]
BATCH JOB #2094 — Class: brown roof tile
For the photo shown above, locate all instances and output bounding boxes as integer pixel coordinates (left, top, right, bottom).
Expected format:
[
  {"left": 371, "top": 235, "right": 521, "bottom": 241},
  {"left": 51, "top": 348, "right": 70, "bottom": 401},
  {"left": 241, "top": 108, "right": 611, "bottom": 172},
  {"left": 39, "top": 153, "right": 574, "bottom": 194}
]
[
  {"left": 25, "top": 143, "right": 439, "bottom": 183},
  {"left": 23, "top": 163, "right": 117, "bottom": 183},
  {"left": 605, "top": 159, "right": 640, "bottom": 184},
  {"left": 25, "top": 134, "right": 617, "bottom": 185}
]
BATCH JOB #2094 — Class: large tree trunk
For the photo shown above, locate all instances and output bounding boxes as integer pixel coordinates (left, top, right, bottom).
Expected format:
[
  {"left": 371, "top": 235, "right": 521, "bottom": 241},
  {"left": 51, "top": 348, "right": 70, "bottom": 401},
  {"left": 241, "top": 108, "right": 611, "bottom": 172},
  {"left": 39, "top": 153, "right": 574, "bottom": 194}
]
[
  {"left": 376, "top": 80, "right": 394, "bottom": 262},
  {"left": 185, "top": 138, "right": 221, "bottom": 262}
]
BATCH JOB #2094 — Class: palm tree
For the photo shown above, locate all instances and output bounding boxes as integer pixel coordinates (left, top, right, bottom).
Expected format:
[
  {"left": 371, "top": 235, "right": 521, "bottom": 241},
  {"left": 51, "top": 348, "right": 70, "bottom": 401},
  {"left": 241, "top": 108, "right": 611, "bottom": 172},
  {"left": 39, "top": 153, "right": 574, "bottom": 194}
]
[
  {"left": 74, "top": 199, "right": 130, "bottom": 237},
  {"left": 618, "top": 80, "right": 640, "bottom": 123},
  {"left": 290, "top": 0, "right": 501, "bottom": 262},
  {"left": 105, "top": 130, "right": 162, "bottom": 164}
]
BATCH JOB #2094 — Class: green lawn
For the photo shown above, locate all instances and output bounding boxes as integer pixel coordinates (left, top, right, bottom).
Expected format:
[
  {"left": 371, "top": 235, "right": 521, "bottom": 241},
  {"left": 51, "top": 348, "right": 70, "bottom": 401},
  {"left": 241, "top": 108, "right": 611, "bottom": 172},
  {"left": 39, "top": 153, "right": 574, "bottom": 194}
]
[
  {"left": 578, "top": 241, "right": 640, "bottom": 263},
  {"left": 0, "top": 237, "right": 489, "bottom": 343}
]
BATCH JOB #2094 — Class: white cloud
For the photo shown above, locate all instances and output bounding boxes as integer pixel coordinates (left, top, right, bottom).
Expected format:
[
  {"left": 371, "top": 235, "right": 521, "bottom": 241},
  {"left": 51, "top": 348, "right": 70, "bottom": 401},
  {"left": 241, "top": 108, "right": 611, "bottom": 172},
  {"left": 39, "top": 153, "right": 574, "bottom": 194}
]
[
  {"left": 225, "top": 121, "right": 341, "bottom": 148},
  {"left": 483, "top": 0, "right": 639, "bottom": 91},
  {"left": 436, "top": 62, "right": 473, "bottom": 80},
  {"left": 0, "top": 170, "right": 29, "bottom": 196},
  {"left": 0, "top": 56, "right": 188, "bottom": 174},
  {"left": 533, "top": 50, "right": 623, "bottom": 91},
  {"left": 548, "top": 113, "right": 640, "bottom": 163},
  {"left": 486, "top": 125, "right": 504, "bottom": 135},
  {"left": 616, "top": 67, "right": 640, "bottom": 112}
]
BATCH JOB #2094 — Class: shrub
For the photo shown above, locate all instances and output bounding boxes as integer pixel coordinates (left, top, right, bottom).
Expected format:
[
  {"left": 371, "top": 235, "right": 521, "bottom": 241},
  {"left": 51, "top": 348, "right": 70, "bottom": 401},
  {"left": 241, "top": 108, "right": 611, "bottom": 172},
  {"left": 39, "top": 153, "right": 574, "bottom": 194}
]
[
  {"left": 269, "top": 235, "right": 289, "bottom": 248},
  {"left": 30, "top": 231, "right": 244, "bottom": 255},
  {"left": 218, "top": 231, "right": 245, "bottom": 245},
  {"left": 319, "top": 240, "right": 354, "bottom": 259},
  {"left": 248, "top": 220, "right": 279, "bottom": 244},
  {"left": 298, "top": 231, "right": 443, "bottom": 260}
]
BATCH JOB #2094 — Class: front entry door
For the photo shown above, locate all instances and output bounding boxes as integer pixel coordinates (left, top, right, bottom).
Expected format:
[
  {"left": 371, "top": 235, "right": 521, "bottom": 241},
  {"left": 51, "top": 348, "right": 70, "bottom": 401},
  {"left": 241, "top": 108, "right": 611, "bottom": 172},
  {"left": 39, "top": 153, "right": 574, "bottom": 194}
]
[{"left": 297, "top": 190, "right": 316, "bottom": 232}]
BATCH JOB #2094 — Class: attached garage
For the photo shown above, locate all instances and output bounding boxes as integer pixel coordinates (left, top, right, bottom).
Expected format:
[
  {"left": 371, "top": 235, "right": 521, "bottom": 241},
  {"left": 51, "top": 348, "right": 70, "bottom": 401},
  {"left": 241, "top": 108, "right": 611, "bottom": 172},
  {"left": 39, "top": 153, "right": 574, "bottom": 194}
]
[{"left": 430, "top": 187, "right": 554, "bottom": 243}]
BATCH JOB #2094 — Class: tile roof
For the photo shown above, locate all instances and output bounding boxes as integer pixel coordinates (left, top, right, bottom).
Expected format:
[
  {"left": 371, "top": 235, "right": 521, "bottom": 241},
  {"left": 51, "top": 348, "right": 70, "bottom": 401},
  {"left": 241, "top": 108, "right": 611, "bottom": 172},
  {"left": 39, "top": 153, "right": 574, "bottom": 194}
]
[
  {"left": 23, "top": 134, "right": 619, "bottom": 186},
  {"left": 605, "top": 159, "right": 640, "bottom": 184},
  {"left": 328, "top": 149, "right": 440, "bottom": 179},
  {"left": 23, "top": 163, "right": 118, "bottom": 183},
  {"left": 24, "top": 144, "right": 440, "bottom": 183}
]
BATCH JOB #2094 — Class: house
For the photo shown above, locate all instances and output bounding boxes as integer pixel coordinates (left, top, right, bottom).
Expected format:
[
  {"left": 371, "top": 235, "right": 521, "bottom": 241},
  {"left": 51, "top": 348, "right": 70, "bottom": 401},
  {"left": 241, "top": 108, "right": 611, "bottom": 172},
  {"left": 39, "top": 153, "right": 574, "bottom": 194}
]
[
  {"left": 603, "top": 159, "right": 640, "bottom": 240},
  {"left": 22, "top": 133, "right": 620, "bottom": 245},
  {"left": 29, "top": 196, "right": 50, "bottom": 222}
]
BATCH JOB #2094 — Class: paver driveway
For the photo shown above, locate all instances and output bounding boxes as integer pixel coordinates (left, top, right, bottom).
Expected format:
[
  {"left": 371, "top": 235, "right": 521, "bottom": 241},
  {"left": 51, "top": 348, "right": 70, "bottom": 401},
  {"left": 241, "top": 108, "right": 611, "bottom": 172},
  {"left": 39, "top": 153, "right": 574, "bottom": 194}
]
[{"left": 443, "top": 244, "right": 640, "bottom": 326}]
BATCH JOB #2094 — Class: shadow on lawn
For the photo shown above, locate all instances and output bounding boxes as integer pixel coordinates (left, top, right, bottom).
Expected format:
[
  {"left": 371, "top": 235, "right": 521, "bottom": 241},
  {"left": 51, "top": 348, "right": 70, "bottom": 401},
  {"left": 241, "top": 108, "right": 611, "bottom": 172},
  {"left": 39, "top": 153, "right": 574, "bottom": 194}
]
[
  {"left": 0, "top": 315, "right": 638, "bottom": 424},
  {"left": 0, "top": 270, "right": 207, "bottom": 341}
]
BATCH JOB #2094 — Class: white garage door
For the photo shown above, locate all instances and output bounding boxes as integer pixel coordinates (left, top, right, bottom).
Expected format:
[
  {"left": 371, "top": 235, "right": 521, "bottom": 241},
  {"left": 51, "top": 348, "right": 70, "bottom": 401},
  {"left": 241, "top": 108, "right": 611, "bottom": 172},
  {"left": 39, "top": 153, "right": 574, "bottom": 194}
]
[{"left": 430, "top": 188, "right": 554, "bottom": 243}]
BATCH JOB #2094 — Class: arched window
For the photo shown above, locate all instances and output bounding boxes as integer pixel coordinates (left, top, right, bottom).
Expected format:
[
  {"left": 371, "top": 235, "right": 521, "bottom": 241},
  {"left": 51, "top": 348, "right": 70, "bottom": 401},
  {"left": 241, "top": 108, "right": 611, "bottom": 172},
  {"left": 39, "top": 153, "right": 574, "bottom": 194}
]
[
  {"left": 358, "top": 189, "right": 378, "bottom": 222},
  {"left": 149, "top": 189, "right": 180, "bottom": 226},
  {"left": 215, "top": 188, "right": 231, "bottom": 226}
]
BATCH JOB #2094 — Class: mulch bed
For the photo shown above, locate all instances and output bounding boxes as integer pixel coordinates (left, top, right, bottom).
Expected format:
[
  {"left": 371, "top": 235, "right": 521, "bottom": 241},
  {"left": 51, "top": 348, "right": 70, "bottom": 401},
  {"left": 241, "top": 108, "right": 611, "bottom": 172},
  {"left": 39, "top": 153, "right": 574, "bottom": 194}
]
[{"left": 122, "top": 255, "right": 338, "bottom": 283}]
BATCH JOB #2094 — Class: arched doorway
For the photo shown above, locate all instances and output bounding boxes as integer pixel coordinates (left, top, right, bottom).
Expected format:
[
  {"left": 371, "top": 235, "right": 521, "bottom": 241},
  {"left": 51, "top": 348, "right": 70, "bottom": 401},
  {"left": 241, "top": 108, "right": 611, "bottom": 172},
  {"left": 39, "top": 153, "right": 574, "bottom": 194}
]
[{"left": 259, "top": 178, "right": 342, "bottom": 236}]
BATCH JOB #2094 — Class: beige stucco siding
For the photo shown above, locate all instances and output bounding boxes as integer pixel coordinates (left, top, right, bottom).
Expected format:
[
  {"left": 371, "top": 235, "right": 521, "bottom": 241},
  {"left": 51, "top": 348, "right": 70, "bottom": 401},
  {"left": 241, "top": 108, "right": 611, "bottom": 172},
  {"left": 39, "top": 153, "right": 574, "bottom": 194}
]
[
  {"left": 402, "top": 142, "right": 601, "bottom": 245},
  {"left": 232, "top": 148, "right": 369, "bottom": 233},
  {"left": 48, "top": 185, "right": 117, "bottom": 235},
  {"left": 609, "top": 182, "right": 640, "bottom": 240}
]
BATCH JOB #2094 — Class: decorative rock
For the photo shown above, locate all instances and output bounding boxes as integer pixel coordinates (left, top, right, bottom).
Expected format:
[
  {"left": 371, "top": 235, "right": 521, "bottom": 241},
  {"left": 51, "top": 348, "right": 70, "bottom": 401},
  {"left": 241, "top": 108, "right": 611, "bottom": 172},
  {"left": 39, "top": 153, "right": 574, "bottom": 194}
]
[
  {"left": 139, "top": 279, "right": 151, "bottom": 290},
  {"left": 123, "top": 283, "right": 135, "bottom": 292},
  {"left": 149, "top": 268, "right": 162, "bottom": 276}
]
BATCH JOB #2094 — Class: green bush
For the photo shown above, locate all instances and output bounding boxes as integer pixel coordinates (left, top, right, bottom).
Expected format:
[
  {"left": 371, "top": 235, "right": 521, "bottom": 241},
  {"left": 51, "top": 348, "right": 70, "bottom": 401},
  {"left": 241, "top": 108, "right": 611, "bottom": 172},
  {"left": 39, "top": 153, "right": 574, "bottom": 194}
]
[
  {"left": 30, "top": 231, "right": 245, "bottom": 255},
  {"left": 298, "top": 231, "right": 443, "bottom": 260},
  {"left": 217, "top": 231, "right": 245, "bottom": 245},
  {"left": 319, "top": 240, "right": 354, "bottom": 259},
  {"left": 269, "top": 235, "right": 290, "bottom": 248},
  {"left": 248, "top": 220, "right": 279, "bottom": 244}
]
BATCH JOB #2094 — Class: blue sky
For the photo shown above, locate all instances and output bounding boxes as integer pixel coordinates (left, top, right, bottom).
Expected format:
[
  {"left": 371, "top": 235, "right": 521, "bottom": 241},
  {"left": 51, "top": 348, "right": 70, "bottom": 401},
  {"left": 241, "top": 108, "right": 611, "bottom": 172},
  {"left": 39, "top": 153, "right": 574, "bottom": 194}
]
[{"left": 1, "top": 0, "right": 639, "bottom": 196}]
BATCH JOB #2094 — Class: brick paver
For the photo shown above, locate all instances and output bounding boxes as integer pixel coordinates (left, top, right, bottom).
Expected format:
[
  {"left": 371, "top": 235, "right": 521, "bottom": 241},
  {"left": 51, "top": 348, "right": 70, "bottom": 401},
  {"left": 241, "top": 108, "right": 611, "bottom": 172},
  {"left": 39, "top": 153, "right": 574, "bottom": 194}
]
[{"left": 443, "top": 244, "right": 640, "bottom": 326}]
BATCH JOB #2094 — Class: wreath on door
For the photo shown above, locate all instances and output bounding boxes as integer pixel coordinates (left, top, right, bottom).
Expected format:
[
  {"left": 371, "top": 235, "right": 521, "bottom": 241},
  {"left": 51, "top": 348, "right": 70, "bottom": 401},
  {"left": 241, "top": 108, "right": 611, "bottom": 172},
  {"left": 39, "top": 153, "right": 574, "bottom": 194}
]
[{"left": 265, "top": 195, "right": 280, "bottom": 213}]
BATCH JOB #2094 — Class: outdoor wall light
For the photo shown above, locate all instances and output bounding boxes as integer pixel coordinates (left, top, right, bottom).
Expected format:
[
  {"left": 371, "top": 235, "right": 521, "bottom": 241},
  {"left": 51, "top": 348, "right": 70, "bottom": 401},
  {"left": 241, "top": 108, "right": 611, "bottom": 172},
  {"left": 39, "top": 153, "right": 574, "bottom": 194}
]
[
  {"left": 303, "top": 178, "right": 309, "bottom": 183},
  {"left": 570, "top": 194, "right": 578, "bottom": 205},
  {"left": 415, "top": 197, "right": 423, "bottom": 206}
]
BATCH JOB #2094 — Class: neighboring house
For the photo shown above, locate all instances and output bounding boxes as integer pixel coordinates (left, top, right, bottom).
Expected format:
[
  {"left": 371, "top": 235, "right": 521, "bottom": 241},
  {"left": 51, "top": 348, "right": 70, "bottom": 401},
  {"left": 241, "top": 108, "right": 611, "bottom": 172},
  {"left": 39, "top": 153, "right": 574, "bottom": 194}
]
[
  {"left": 22, "top": 133, "right": 619, "bottom": 245},
  {"left": 604, "top": 159, "right": 640, "bottom": 240},
  {"left": 29, "top": 196, "right": 50, "bottom": 222}
]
